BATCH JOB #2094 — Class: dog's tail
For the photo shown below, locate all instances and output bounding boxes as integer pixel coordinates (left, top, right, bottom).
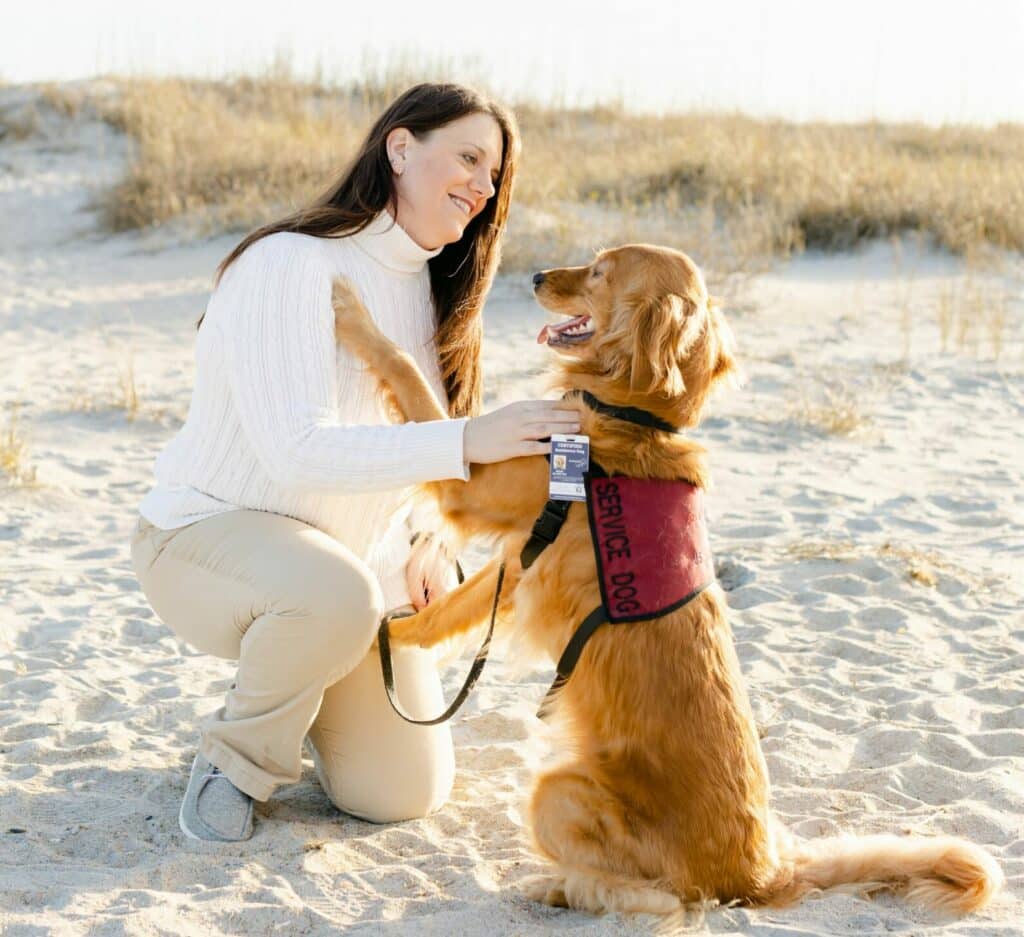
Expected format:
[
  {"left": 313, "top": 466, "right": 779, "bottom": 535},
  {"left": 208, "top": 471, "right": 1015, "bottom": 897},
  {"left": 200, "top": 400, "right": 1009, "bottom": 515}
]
[{"left": 760, "top": 832, "right": 1003, "bottom": 915}]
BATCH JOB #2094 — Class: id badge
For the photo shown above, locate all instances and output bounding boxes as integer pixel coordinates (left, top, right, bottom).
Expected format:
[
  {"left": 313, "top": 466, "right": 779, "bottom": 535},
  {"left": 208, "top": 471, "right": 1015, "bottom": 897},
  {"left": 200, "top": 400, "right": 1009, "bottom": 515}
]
[{"left": 549, "top": 434, "right": 590, "bottom": 502}]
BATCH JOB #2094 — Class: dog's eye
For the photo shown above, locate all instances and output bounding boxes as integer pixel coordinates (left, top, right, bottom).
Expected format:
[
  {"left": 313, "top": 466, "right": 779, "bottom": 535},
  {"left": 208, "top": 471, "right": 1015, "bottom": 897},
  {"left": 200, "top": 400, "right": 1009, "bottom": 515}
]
[{"left": 590, "top": 268, "right": 603, "bottom": 278}]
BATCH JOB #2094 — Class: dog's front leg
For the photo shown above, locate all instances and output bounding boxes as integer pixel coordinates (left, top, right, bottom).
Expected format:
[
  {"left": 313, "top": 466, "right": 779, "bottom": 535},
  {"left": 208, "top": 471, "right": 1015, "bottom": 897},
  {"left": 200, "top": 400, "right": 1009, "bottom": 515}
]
[
  {"left": 387, "top": 556, "right": 520, "bottom": 649},
  {"left": 424, "top": 456, "right": 552, "bottom": 542},
  {"left": 334, "top": 277, "right": 562, "bottom": 543},
  {"left": 332, "top": 277, "right": 448, "bottom": 423}
]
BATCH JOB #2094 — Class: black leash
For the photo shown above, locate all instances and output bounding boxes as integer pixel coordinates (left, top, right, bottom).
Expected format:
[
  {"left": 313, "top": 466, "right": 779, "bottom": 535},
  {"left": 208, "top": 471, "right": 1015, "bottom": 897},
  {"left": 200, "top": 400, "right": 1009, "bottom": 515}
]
[{"left": 378, "top": 561, "right": 505, "bottom": 725}]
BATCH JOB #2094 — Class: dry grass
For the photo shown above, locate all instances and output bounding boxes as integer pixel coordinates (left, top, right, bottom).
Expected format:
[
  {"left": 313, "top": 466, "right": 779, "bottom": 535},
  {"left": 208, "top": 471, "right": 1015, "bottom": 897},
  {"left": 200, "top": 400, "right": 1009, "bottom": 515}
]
[
  {"left": 64, "top": 350, "right": 178, "bottom": 426},
  {"left": 784, "top": 539, "right": 958, "bottom": 590},
  {"left": 86, "top": 78, "right": 366, "bottom": 234},
  {"left": 39, "top": 81, "right": 86, "bottom": 119},
  {"left": 0, "top": 102, "right": 40, "bottom": 141},
  {"left": 874, "top": 230, "right": 1021, "bottom": 361},
  {"left": 117, "top": 355, "right": 140, "bottom": 419},
  {"left": 0, "top": 402, "right": 39, "bottom": 487},
  {"left": 788, "top": 382, "right": 873, "bottom": 437},
  {"left": 36, "top": 67, "right": 1024, "bottom": 279},
  {"left": 934, "top": 277, "right": 1012, "bottom": 359}
]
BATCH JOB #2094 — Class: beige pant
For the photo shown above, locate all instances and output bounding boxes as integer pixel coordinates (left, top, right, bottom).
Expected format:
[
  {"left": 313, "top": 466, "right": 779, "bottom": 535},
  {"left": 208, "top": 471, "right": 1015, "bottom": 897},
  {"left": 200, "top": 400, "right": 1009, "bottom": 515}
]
[{"left": 129, "top": 509, "right": 455, "bottom": 821}]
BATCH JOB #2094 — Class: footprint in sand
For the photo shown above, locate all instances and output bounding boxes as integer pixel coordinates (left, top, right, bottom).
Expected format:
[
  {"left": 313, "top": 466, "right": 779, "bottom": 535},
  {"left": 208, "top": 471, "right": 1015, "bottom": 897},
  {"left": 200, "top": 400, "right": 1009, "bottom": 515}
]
[
  {"left": 728, "top": 584, "right": 785, "bottom": 609},
  {"left": 813, "top": 574, "right": 870, "bottom": 596},
  {"left": 70, "top": 547, "right": 120, "bottom": 560},
  {"left": 715, "top": 556, "right": 755, "bottom": 591},
  {"left": 121, "top": 618, "right": 167, "bottom": 644},
  {"left": 64, "top": 461, "right": 112, "bottom": 478},
  {"left": 463, "top": 711, "right": 530, "bottom": 741},
  {"left": 1, "top": 721, "right": 56, "bottom": 743}
]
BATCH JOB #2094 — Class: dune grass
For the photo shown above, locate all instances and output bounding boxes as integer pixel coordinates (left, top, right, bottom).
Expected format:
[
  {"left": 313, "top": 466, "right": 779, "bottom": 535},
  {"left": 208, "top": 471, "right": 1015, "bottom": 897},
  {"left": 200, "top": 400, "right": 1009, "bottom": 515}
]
[
  {"left": 788, "top": 383, "right": 873, "bottom": 438},
  {"left": 34, "top": 67, "right": 1023, "bottom": 282},
  {"left": 63, "top": 346, "right": 180, "bottom": 426},
  {"left": 0, "top": 403, "right": 39, "bottom": 487},
  {"left": 783, "top": 538, "right": 1005, "bottom": 593}
]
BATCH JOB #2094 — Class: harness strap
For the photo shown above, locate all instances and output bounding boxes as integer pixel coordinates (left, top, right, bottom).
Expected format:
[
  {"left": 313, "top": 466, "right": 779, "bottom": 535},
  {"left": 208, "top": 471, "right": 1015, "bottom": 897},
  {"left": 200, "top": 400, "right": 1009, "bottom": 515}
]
[
  {"left": 520, "top": 454, "right": 607, "bottom": 570},
  {"left": 574, "top": 390, "right": 681, "bottom": 435},
  {"left": 520, "top": 498, "right": 571, "bottom": 570},
  {"left": 378, "top": 562, "right": 505, "bottom": 725},
  {"left": 536, "top": 604, "right": 608, "bottom": 720}
]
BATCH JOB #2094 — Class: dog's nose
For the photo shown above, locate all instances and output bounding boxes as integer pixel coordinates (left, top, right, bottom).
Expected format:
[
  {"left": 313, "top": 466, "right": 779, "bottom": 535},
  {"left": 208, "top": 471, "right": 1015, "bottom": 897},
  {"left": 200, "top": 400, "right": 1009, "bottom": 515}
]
[{"left": 532, "top": 272, "right": 546, "bottom": 287}]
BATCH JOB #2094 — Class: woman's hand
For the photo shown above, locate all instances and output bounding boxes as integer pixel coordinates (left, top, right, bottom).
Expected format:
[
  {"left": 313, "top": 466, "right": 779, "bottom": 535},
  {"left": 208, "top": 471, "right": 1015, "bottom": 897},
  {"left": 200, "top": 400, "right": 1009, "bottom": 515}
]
[
  {"left": 405, "top": 532, "right": 460, "bottom": 611},
  {"left": 463, "top": 400, "right": 581, "bottom": 463}
]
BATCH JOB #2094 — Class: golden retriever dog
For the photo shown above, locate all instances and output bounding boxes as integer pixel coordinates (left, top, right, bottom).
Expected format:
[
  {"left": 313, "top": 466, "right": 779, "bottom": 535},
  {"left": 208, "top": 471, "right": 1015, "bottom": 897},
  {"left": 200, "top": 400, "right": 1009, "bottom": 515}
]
[{"left": 330, "top": 245, "right": 1003, "bottom": 918}]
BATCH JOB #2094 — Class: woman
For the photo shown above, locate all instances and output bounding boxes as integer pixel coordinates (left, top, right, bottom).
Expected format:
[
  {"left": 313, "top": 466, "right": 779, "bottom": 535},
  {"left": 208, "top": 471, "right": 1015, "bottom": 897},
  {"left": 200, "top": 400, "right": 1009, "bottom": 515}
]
[{"left": 130, "top": 82, "right": 580, "bottom": 842}]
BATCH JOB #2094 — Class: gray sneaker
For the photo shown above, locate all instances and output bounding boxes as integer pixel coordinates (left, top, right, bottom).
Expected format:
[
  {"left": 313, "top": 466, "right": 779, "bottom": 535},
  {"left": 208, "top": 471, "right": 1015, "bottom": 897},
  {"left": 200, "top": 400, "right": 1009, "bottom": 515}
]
[{"left": 179, "top": 751, "right": 254, "bottom": 842}]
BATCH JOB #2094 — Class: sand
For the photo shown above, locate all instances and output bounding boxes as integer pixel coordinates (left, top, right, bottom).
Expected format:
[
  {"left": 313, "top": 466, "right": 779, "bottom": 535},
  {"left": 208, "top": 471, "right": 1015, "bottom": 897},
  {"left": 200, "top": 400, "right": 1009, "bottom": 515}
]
[{"left": 1, "top": 85, "right": 1022, "bottom": 935}]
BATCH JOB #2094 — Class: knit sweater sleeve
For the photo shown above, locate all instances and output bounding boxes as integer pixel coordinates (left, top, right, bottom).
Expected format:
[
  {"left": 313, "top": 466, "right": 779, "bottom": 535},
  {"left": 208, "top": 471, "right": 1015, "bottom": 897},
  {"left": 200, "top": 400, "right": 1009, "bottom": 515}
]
[{"left": 219, "top": 234, "right": 470, "bottom": 493}]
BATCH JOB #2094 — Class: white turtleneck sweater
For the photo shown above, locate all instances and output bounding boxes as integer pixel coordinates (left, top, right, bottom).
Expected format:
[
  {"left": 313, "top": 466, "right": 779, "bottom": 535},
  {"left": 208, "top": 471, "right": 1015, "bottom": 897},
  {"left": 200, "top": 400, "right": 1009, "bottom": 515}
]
[{"left": 137, "top": 210, "right": 470, "bottom": 606}]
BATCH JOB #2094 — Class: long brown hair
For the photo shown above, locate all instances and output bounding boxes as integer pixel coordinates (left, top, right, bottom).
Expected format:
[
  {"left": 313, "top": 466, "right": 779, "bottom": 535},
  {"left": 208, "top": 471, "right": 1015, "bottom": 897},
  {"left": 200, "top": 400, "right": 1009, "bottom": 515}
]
[{"left": 200, "top": 82, "right": 520, "bottom": 418}]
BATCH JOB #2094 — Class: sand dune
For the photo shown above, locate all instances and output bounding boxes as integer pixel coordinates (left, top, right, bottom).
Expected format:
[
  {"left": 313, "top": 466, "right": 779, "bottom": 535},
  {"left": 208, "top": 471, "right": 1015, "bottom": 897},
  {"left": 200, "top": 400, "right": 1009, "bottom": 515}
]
[{"left": 1, "top": 88, "right": 1021, "bottom": 935}]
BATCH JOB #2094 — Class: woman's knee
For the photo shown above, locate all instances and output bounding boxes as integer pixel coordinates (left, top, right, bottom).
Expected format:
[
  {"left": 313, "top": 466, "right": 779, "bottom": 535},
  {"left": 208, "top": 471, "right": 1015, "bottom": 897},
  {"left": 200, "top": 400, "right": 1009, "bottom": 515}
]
[
  {"left": 302, "top": 559, "right": 386, "bottom": 654},
  {"left": 331, "top": 763, "right": 455, "bottom": 823},
  {"left": 310, "top": 722, "right": 456, "bottom": 823}
]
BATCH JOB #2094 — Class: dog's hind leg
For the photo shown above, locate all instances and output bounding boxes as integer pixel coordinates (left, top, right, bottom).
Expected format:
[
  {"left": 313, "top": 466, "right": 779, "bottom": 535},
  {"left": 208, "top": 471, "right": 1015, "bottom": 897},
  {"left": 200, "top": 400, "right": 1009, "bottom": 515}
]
[
  {"left": 524, "top": 767, "right": 681, "bottom": 915},
  {"left": 520, "top": 869, "right": 681, "bottom": 916}
]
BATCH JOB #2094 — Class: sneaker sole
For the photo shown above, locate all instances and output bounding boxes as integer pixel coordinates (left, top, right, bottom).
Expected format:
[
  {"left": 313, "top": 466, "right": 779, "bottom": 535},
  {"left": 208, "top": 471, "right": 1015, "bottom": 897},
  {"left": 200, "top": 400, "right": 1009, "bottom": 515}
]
[
  {"left": 178, "top": 797, "right": 205, "bottom": 841},
  {"left": 179, "top": 754, "right": 208, "bottom": 841}
]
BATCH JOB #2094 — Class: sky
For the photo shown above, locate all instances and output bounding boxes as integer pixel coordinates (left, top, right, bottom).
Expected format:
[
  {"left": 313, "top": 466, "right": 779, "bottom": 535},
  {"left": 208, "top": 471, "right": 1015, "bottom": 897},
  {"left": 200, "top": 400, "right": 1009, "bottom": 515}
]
[{"left": 3, "top": 0, "right": 1023, "bottom": 125}]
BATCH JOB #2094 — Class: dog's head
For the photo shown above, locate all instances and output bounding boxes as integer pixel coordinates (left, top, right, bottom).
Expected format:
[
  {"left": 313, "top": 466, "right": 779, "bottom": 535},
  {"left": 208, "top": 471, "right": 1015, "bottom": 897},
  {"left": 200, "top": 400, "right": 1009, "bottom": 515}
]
[{"left": 533, "top": 245, "right": 737, "bottom": 427}]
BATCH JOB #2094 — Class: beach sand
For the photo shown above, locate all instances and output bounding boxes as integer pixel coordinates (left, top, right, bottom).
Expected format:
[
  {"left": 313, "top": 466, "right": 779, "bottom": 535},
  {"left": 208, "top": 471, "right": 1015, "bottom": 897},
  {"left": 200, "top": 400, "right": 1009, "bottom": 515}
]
[{"left": 1, "top": 88, "right": 1022, "bottom": 935}]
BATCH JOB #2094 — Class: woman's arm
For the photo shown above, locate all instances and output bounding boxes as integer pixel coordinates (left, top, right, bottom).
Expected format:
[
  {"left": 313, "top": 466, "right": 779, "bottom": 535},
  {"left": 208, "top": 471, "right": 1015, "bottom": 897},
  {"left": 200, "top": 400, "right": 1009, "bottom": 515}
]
[{"left": 220, "top": 235, "right": 470, "bottom": 494}]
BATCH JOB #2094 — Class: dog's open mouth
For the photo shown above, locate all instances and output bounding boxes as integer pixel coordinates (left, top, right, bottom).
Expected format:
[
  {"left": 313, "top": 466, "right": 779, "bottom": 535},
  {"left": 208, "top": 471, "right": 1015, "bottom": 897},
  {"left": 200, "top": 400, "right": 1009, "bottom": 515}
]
[{"left": 537, "top": 314, "right": 594, "bottom": 347}]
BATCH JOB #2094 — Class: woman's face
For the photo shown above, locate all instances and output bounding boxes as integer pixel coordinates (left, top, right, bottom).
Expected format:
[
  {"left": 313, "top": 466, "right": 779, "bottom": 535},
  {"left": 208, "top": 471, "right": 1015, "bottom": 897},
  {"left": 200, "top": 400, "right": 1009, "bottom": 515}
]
[{"left": 386, "top": 112, "right": 504, "bottom": 251}]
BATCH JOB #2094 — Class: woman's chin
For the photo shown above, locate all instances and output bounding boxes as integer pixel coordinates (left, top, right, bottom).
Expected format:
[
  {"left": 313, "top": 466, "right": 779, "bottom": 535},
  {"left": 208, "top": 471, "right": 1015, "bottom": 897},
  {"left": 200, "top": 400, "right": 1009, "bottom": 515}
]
[{"left": 448, "top": 219, "right": 469, "bottom": 242}]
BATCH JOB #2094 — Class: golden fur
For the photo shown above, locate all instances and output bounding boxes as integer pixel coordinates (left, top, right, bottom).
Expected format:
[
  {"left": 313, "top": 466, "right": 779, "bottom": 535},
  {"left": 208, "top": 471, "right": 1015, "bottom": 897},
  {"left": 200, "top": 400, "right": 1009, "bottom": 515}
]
[{"left": 330, "top": 245, "right": 1003, "bottom": 917}]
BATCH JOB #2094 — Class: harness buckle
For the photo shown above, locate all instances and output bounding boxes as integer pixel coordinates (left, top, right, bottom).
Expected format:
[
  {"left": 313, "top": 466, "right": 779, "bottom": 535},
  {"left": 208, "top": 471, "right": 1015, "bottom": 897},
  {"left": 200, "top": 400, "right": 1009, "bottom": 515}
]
[
  {"left": 520, "top": 499, "right": 572, "bottom": 570},
  {"left": 533, "top": 502, "right": 569, "bottom": 542}
]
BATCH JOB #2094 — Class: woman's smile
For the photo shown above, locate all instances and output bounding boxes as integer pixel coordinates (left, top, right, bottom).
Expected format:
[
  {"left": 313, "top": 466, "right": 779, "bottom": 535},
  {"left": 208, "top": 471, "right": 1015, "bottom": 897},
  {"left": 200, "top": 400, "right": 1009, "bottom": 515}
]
[{"left": 449, "top": 194, "right": 473, "bottom": 216}]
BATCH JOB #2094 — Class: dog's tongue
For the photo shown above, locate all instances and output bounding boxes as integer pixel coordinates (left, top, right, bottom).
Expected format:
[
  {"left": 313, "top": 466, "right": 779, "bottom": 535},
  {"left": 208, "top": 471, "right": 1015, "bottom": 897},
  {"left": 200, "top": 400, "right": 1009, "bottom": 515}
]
[{"left": 536, "top": 324, "right": 551, "bottom": 345}]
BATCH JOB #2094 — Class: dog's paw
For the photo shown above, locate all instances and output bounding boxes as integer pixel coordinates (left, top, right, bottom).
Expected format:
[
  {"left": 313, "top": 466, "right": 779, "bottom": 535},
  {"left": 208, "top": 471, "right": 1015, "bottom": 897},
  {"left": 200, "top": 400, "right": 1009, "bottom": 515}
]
[
  {"left": 331, "top": 276, "right": 360, "bottom": 309},
  {"left": 519, "top": 873, "right": 568, "bottom": 908},
  {"left": 331, "top": 278, "right": 375, "bottom": 336}
]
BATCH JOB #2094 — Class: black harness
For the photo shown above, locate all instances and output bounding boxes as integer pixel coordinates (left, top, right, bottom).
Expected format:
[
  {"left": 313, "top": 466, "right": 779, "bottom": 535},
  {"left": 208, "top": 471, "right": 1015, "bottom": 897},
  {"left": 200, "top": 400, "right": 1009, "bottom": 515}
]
[
  {"left": 377, "top": 391, "right": 698, "bottom": 725},
  {"left": 520, "top": 392, "right": 686, "bottom": 719}
]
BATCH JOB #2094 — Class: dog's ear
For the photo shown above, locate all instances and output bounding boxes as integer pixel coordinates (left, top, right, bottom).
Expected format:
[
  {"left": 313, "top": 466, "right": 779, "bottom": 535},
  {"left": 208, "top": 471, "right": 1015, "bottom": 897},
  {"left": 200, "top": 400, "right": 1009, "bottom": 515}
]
[
  {"left": 708, "top": 296, "right": 741, "bottom": 386},
  {"left": 629, "top": 292, "right": 693, "bottom": 396}
]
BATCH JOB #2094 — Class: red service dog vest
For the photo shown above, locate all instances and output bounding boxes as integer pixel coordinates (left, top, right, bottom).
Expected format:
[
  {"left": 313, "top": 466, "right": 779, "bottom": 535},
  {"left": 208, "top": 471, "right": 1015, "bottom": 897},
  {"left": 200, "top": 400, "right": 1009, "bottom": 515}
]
[
  {"left": 585, "top": 474, "right": 715, "bottom": 622},
  {"left": 533, "top": 472, "right": 717, "bottom": 719}
]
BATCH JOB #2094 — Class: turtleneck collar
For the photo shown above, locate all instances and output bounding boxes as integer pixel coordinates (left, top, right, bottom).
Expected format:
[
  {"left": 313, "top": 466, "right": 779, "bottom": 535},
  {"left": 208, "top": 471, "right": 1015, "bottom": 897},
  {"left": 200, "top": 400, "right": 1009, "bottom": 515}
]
[{"left": 349, "top": 208, "right": 444, "bottom": 274}]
